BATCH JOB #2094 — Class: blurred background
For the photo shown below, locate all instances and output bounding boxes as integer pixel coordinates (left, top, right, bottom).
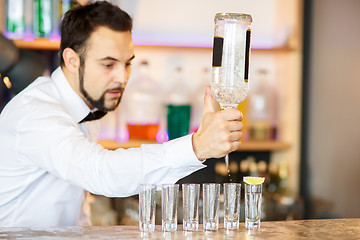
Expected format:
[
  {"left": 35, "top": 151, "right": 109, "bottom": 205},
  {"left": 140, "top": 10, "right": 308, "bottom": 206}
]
[{"left": 0, "top": 0, "right": 359, "bottom": 225}]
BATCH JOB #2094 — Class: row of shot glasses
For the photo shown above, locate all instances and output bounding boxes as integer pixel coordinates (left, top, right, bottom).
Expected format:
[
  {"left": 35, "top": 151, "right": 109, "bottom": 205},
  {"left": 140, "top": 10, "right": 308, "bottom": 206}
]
[{"left": 139, "top": 179, "right": 263, "bottom": 232}]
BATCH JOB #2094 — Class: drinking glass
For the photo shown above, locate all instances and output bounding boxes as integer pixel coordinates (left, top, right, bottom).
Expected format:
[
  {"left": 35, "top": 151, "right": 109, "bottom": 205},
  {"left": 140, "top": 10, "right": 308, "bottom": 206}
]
[
  {"left": 244, "top": 182, "right": 263, "bottom": 229},
  {"left": 202, "top": 183, "right": 221, "bottom": 231},
  {"left": 182, "top": 184, "right": 200, "bottom": 231},
  {"left": 139, "top": 184, "right": 156, "bottom": 232},
  {"left": 161, "top": 184, "right": 179, "bottom": 231},
  {"left": 211, "top": 13, "right": 253, "bottom": 167},
  {"left": 224, "top": 183, "right": 241, "bottom": 230}
]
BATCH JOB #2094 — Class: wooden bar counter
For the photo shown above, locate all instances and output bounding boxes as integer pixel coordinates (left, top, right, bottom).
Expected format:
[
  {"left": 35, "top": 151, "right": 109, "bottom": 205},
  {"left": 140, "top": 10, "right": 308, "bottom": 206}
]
[{"left": 1, "top": 219, "right": 359, "bottom": 239}]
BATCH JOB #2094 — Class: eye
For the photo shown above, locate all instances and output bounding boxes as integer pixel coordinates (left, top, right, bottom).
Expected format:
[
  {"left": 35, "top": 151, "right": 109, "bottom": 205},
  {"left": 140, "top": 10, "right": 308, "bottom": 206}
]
[
  {"left": 125, "top": 62, "right": 132, "bottom": 68},
  {"left": 102, "top": 63, "right": 114, "bottom": 69}
]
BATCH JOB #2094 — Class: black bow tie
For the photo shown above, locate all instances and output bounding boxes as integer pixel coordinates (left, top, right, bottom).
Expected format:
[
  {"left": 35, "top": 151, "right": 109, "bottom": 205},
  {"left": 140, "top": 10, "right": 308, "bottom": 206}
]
[{"left": 79, "top": 110, "right": 107, "bottom": 123}]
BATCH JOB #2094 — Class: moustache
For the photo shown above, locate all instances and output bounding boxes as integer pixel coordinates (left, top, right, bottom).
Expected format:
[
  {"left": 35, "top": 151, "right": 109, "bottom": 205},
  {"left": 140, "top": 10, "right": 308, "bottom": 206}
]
[{"left": 106, "top": 86, "right": 125, "bottom": 93}]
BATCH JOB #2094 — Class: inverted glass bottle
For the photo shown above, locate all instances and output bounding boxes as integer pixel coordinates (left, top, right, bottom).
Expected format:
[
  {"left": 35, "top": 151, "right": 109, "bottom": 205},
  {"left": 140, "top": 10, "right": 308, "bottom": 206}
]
[{"left": 211, "top": 13, "right": 252, "bottom": 109}]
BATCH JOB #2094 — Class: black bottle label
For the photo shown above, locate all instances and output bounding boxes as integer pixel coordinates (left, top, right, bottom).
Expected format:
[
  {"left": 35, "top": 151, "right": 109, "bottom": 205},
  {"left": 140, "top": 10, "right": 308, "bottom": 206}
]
[
  {"left": 212, "top": 37, "right": 224, "bottom": 67},
  {"left": 244, "top": 29, "right": 251, "bottom": 82}
]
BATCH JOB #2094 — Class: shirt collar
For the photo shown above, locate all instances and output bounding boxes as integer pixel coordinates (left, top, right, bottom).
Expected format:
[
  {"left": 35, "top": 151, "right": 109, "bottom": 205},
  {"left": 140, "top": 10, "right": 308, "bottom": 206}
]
[{"left": 51, "top": 67, "right": 91, "bottom": 123}]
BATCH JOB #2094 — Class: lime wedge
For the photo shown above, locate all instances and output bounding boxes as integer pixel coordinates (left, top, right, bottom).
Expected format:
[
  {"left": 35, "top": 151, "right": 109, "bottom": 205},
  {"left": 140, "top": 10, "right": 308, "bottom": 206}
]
[{"left": 243, "top": 176, "right": 265, "bottom": 185}]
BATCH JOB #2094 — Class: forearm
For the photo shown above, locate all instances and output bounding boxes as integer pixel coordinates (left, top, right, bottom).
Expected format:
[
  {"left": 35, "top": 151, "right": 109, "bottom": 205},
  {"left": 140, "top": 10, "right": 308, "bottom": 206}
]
[{"left": 31, "top": 134, "right": 205, "bottom": 197}]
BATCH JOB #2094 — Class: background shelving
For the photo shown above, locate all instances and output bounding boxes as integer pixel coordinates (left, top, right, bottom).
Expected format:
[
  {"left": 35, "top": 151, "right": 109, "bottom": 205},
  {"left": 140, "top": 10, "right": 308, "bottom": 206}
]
[
  {"left": 98, "top": 139, "right": 291, "bottom": 151},
  {"left": 1, "top": 0, "right": 303, "bottom": 198},
  {"left": 0, "top": 0, "right": 307, "bottom": 224},
  {"left": 12, "top": 38, "right": 296, "bottom": 53}
]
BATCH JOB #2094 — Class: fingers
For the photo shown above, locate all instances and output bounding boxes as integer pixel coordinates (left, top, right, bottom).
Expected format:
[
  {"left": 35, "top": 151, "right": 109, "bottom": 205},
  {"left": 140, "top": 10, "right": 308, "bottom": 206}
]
[
  {"left": 221, "top": 132, "right": 243, "bottom": 145},
  {"left": 220, "top": 136, "right": 242, "bottom": 157},
  {"left": 229, "top": 129, "right": 243, "bottom": 142},
  {"left": 223, "top": 128, "right": 243, "bottom": 144},
  {"left": 218, "top": 120, "right": 243, "bottom": 153},
  {"left": 219, "top": 108, "right": 243, "bottom": 121},
  {"left": 221, "top": 120, "right": 243, "bottom": 132},
  {"left": 230, "top": 141, "right": 242, "bottom": 152},
  {"left": 202, "top": 85, "right": 216, "bottom": 114}
]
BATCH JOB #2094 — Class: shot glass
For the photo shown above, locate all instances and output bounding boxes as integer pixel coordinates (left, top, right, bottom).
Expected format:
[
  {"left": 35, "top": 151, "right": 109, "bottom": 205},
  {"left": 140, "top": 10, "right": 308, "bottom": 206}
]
[
  {"left": 182, "top": 184, "right": 200, "bottom": 231},
  {"left": 244, "top": 182, "right": 263, "bottom": 230},
  {"left": 224, "top": 183, "right": 241, "bottom": 230},
  {"left": 161, "top": 184, "right": 179, "bottom": 231},
  {"left": 202, "top": 183, "right": 221, "bottom": 231},
  {"left": 139, "top": 184, "right": 156, "bottom": 232}
]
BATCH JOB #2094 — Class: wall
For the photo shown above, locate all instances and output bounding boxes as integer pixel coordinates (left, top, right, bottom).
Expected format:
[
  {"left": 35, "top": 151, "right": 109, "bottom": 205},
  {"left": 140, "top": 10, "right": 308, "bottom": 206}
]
[
  {"left": 120, "top": 0, "right": 295, "bottom": 48},
  {"left": 308, "top": 0, "right": 360, "bottom": 218}
]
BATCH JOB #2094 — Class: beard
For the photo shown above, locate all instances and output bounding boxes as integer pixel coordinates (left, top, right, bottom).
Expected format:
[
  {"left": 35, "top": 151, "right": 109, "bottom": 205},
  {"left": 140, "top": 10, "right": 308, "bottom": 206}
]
[{"left": 78, "top": 56, "right": 124, "bottom": 112}]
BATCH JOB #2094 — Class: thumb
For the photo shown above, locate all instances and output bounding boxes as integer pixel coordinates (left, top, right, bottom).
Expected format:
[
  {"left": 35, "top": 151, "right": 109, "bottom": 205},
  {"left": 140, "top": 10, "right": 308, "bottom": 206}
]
[{"left": 202, "top": 85, "right": 216, "bottom": 114}]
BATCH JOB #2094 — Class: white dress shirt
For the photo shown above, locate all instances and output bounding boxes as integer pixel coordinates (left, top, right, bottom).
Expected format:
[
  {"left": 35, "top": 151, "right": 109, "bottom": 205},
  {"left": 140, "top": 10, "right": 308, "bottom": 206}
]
[{"left": 0, "top": 67, "right": 205, "bottom": 227}]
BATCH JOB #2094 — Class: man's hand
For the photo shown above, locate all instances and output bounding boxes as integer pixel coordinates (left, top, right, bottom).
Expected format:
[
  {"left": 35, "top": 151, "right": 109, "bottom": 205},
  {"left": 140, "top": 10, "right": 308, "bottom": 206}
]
[{"left": 192, "top": 86, "right": 243, "bottom": 161}]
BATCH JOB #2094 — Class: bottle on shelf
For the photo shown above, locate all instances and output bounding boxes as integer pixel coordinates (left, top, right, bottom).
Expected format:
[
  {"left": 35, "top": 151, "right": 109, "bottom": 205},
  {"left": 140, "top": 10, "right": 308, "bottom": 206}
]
[
  {"left": 115, "top": 104, "right": 130, "bottom": 143},
  {"left": 33, "top": 0, "right": 53, "bottom": 38},
  {"left": 5, "top": 0, "right": 73, "bottom": 41},
  {"left": 23, "top": 0, "right": 35, "bottom": 41},
  {"left": 97, "top": 100, "right": 130, "bottom": 142},
  {"left": 166, "top": 67, "right": 191, "bottom": 140},
  {"left": 267, "top": 161, "right": 280, "bottom": 193},
  {"left": 50, "top": 0, "right": 73, "bottom": 41},
  {"left": 247, "top": 69, "right": 279, "bottom": 141},
  {"left": 267, "top": 160, "right": 288, "bottom": 194},
  {"left": 239, "top": 157, "right": 249, "bottom": 180},
  {"left": 248, "top": 156, "right": 258, "bottom": 176},
  {"left": 239, "top": 155, "right": 257, "bottom": 179},
  {"left": 189, "top": 67, "right": 211, "bottom": 133},
  {"left": 5, "top": 0, "right": 25, "bottom": 39},
  {"left": 278, "top": 161, "right": 288, "bottom": 193},
  {"left": 49, "top": 0, "right": 60, "bottom": 40},
  {"left": 257, "top": 160, "right": 269, "bottom": 185},
  {"left": 124, "top": 60, "right": 163, "bottom": 142},
  {"left": 98, "top": 110, "right": 118, "bottom": 141},
  {"left": 257, "top": 160, "right": 267, "bottom": 177}
]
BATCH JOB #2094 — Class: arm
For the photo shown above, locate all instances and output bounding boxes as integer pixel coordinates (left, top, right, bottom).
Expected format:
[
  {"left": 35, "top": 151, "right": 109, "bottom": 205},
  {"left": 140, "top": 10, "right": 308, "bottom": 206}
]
[{"left": 17, "top": 110, "right": 204, "bottom": 198}]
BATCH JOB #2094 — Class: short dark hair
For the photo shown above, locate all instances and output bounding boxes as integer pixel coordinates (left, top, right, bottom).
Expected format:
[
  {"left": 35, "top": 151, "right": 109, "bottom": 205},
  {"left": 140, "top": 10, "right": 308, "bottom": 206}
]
[{"left": 60, "top": 1, "right": 133, "bottom": 66}]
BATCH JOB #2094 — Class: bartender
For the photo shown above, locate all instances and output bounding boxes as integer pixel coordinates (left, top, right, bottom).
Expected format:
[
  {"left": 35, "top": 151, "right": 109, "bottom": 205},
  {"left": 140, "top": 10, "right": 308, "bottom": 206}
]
[{"left": 0, "top": 1, "right": 243, "bottom": 227}]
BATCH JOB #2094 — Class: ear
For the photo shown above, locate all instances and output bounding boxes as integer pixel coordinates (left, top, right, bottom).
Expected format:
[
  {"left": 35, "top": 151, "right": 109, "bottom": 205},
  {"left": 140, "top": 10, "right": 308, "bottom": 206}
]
[{"left": 62, "top": 48, "right": 80, "bottom": 73}]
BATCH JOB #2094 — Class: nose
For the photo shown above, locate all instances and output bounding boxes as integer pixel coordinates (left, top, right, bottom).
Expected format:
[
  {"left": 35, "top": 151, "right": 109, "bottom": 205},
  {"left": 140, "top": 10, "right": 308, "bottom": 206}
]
[{"left": 113, "top": 64, "right": 130, "bottom": 86}]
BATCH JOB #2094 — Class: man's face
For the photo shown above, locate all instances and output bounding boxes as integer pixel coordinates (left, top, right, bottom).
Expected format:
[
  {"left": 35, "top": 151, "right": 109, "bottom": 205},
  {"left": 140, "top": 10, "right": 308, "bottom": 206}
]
[{"left": 78, "top": 27, "right": 134, "bottom": 112}]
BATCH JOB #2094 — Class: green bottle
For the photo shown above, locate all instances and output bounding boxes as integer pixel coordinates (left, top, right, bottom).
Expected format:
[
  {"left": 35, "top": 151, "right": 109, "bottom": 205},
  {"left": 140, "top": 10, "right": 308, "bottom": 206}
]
[
  {"left": 6, "top": 0, "right": 25, "bottom": 39},
  {"left": 166, "top": 67, "right": 192, "bottom": 140},
  {"left": 33, "top": 0, "right": 52, "bottom": 38},
  {"left": 167, "top": 104, "right": 191, "bottom": 140}
]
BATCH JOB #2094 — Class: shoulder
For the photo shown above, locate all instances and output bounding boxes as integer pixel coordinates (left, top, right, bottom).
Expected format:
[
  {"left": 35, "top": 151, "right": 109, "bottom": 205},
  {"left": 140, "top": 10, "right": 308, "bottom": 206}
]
[{"left": 1, "top": 76, "right": 75, "bottom": 129}]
